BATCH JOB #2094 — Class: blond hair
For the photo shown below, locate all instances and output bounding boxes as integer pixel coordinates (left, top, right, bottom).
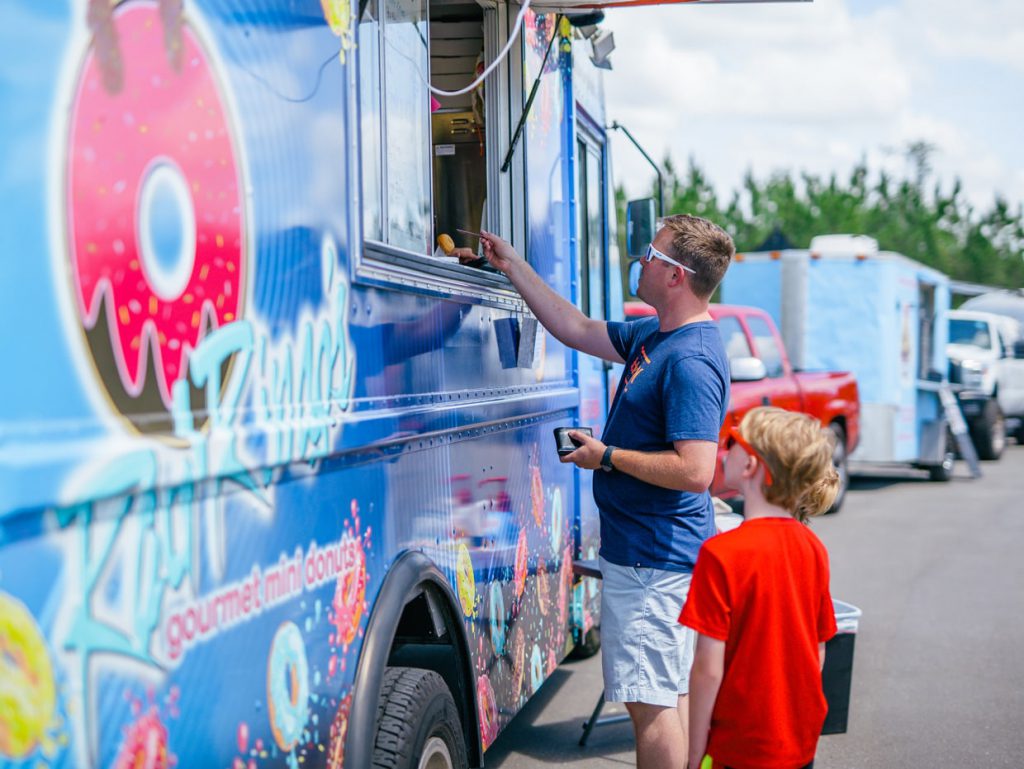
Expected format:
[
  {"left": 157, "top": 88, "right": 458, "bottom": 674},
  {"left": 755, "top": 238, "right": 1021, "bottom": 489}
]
[
  {"left": 659, "top": 214, "right": 735, "bottom": 300},
  {"left": 738, "top": 407, "right": 839, "bottom": 521}
]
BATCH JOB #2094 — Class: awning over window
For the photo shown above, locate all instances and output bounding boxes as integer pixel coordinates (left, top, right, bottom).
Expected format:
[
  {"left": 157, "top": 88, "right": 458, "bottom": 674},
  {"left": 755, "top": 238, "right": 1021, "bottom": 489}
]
[{"left": 534, "top": 0, "right": 809, "bottom": 11}]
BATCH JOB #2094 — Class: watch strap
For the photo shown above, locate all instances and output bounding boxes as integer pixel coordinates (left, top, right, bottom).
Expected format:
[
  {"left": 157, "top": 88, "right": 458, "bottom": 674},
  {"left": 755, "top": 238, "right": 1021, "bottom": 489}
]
[{"left": 601, "top": 445, "right": 616, "bottom": 472}]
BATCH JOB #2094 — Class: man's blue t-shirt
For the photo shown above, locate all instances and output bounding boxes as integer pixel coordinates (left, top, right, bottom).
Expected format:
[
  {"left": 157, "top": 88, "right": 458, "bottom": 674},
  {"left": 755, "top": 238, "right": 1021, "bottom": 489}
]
[{"left": 592, "top": 317, "right": 730, "bottom": 573}]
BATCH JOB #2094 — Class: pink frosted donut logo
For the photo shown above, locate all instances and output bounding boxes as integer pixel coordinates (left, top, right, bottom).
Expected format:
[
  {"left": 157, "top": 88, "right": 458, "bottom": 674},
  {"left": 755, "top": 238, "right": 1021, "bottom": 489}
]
[{"left": 65, "top": 1, "right": 246, "bottom": 431}]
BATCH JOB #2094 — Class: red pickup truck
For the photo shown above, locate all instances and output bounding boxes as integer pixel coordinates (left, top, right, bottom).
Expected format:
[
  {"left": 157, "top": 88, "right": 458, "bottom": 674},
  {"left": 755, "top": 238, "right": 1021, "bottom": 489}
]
[{"left": 625, "top": 302, "right": 861, "bottom": 512}]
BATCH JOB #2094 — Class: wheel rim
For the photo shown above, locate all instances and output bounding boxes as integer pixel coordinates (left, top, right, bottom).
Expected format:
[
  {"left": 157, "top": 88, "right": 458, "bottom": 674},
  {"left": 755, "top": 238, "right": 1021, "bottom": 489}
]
[
  {"left": 993, "top": 414, "right": 1006, "bottom": 455},
  {"left": 418, "top": 736, "right": 454, "bottom": 769},
  {"left": 942, "top": 442, "right": 955, "bottom": 472}
]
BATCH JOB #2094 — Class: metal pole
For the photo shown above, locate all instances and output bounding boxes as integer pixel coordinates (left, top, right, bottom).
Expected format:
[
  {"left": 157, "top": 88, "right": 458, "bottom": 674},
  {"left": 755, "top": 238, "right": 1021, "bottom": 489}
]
[{"left": 610, "top": 121, "right": 663, "bottom": 217}]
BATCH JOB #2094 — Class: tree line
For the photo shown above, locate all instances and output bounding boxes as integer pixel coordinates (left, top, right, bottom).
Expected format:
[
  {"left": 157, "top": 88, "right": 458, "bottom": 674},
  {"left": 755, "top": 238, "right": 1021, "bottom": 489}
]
[{"left": 616, "top": 142, "right": 1024, "bottom": 292}]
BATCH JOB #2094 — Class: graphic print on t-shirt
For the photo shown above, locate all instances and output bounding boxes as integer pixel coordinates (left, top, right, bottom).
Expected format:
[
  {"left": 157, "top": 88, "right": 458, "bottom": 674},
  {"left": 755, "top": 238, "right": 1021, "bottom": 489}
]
[{"left": 625, "top": 344, "right": 651, "bottom": 391}]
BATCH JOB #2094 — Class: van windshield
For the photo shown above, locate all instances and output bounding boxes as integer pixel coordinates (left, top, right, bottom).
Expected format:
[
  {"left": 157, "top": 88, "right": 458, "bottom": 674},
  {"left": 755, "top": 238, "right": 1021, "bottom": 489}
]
[{"left": 949, "top": 318, "right": 992, "bottom": 349}]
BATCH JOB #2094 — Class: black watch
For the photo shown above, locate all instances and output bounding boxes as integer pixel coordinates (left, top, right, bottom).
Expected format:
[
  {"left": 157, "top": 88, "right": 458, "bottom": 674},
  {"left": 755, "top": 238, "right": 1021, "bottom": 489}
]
[{"left": 600, "top": 445, "right": 616, "bottom": 473}]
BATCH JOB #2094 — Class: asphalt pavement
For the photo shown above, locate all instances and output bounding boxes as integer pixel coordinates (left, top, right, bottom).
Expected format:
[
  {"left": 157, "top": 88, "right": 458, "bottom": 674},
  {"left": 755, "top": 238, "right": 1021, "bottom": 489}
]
[{"left": 485, "top": 442, "right": 1024, "bottom": 768}]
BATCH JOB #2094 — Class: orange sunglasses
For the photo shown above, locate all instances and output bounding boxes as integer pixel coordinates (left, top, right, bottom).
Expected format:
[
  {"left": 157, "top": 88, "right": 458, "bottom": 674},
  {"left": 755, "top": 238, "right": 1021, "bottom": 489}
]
[{"left": 725, "top": 425, "right": 773, "bottom": 486}]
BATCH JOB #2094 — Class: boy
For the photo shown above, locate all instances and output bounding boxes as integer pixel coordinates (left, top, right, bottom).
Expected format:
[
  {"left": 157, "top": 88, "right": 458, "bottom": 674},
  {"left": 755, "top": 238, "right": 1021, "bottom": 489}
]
[{"left": 681, "top": 408, "right": 840, "bottom": 769}]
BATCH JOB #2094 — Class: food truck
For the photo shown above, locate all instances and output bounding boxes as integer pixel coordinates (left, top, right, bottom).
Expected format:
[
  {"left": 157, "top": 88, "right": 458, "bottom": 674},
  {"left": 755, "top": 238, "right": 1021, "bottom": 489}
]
[
  {"left": 0, "top": 1, "right": 801, "bottom": 768},
  {"left": 722, "top": 235, "right": 957, "bottom": 480}
]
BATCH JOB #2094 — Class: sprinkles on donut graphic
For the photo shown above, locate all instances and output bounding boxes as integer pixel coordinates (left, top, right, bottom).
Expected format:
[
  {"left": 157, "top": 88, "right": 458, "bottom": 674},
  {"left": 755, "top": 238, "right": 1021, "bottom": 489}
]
[
  {"left": 113, "top": 709, "right": 173, "bottom": 769},
  {"left": 0, "top": 592, "right": 56, "bottom": 759},
  {"left": 266, "top": 622, "right": 310, "bottom": 752},
  {"left": 513, "top": 529, "right": 528, "bottom": 601},
  {"left": 66, "top": 1, "right": 246, "bottom": 427},
  {"left": 529, "top": 465, "right": 544, "bottom": 528}
]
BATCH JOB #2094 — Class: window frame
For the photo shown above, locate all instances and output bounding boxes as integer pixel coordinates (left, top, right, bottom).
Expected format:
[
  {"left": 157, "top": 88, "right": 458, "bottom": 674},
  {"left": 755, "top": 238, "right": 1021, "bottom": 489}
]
[
  {"left": 350, "top": 0, "right": 527, "bottom": 308},
  {"left": 716, "top": 314, "right": 753, "bottom": 362},
  {"left": 745, "top": 315, "right": 787, "bottom": 379}
]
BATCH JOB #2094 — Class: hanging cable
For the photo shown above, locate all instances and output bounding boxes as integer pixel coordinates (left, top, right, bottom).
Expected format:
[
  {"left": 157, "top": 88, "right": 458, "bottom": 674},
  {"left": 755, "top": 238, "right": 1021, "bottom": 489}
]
[{"left": 427, "top": 0, "right": 533, "bottom": 97}]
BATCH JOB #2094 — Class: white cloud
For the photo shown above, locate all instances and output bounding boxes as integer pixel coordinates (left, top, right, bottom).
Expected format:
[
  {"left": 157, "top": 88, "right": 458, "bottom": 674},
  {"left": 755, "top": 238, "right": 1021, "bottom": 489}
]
[{"left": 602, "top": 0, "right": 1024, "bottom": 209}]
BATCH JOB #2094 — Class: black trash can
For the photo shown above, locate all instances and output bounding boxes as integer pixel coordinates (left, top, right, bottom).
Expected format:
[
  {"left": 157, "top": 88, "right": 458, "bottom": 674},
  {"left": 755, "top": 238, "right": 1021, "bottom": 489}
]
[{"left": 821, "top": 599, "right": 861, "bottom": 735}]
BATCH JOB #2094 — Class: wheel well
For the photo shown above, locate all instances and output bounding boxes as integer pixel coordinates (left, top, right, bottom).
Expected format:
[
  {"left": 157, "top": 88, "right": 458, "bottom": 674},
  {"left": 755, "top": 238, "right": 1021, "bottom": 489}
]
[
  {"left": 829, "top": 416, "right": 847, "bottom": 438},
  {"left": 344, "top": 551, "right": 482, "bottom": 768}
]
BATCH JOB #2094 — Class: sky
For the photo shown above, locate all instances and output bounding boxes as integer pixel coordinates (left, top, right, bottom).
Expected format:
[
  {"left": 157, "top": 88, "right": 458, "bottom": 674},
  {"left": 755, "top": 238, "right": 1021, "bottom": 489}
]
[{"left": 601, "top": 0, "right": 1024, "bottom": 213}]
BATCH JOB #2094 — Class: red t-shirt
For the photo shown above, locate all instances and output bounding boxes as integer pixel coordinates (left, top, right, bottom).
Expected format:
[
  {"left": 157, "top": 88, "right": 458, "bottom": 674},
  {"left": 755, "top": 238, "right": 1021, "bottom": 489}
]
[{"left": 679, "top": 517, "right": 837, "bottom": 769}]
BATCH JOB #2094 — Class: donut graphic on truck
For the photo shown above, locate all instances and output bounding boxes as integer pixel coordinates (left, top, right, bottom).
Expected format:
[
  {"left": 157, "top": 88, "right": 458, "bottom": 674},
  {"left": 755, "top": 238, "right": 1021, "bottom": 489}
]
[{"left": 64, "top": 0, "right": 247, "bottom": 433}]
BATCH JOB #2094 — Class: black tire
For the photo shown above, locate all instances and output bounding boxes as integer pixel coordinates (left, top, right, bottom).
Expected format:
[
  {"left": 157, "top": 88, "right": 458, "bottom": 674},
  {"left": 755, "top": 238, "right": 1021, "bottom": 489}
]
[
  {"left": 568, "top": 627, "right": 601, "bottom": 660},
  {"left": 969, "top": 399, "right": 1006, "bottom": 461},
  {"left": 373, "top": 667, "right": 468, "bottom": 769},
  {"left": 927, "top": 430, "right": 955, "bottom": 482},
  {"left": 825, "top": 423, "right": 849, "bottom": 514}
]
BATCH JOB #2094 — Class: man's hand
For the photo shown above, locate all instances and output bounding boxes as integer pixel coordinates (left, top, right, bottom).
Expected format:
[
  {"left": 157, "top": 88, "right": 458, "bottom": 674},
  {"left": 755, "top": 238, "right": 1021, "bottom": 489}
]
[
  {"left": 561, "top": 430, "right": 606, "bottom": 470},
  {"left": 479, "top": 230, "right": 524, "bottom": 274}
]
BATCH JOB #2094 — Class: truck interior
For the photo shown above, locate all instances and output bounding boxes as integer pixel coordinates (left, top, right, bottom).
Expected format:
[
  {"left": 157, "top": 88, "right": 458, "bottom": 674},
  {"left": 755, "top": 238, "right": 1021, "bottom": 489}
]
[{"left": 430, "top": 1, "right": 489, "bottom": 260}]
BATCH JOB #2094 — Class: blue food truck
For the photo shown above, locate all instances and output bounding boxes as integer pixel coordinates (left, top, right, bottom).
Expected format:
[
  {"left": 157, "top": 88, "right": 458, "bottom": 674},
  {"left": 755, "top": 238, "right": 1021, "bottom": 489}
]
[
  {"left": 722, "top": 234, "right": 956, "bottom": 480},
  {"left": 0, "top": 1, "right": 794, "bottom": 768}
]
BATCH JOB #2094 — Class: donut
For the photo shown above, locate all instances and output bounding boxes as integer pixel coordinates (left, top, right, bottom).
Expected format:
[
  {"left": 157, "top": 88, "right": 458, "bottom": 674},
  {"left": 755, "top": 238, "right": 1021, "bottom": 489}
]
[
  {"left": 529, "top": 466, "right": 544, "bottom": 528},
  {"left": 549, "top": 488, "right": 563, "bottom": 553},
  {"left": 488, "top": 581, "right": 506, "bottom": 656},
  {"left": 529, "top": 643, "right": 544, "bottom": 695},
  {"left": 0, "top": 592, "right": 56, "bottom": 758},
  {"left": 266, "top": 622, "right": 310, "bottom": 752},
  {"left": 535, "top": 559, "right": 550, "bottom": 616},
  {"left": 325, "top": 693, "right": 352, "bottom": 769},
  {"left": 557, "top": 547, "right": 571, "bottom": 629},
  {"left": 66, "top": 2, "right": 245, "bottom": 411},
  {"left": 456, "top": 543, "right": 476, "bottom": 617},
  {"left": 332, "top": 535, "right": 367, "bottom": 651},
  {"left": 509, "top": 626, "right": 526, "bottom": 698},
  {"left": 513, "top": 529, "right": 528, "bottom": 600},
  {"left": 476, "top": 675, "right": 499, "bottom": 749},
  {"left": 437, "top": 234, "right": 455, "bottom": 255}
]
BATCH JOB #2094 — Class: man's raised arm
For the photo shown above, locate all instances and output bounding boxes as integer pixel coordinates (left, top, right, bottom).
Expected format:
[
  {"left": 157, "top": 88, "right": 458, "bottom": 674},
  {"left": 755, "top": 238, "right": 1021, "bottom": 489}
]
[{"left": 479, "top": 231, "right": 624, "bottom": 364}]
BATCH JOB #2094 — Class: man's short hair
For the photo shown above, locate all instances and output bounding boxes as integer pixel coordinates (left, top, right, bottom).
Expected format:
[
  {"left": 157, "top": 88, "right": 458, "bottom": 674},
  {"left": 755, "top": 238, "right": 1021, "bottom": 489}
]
[{"left": 659, "top": 214, "right": 735, "bottom": 300}]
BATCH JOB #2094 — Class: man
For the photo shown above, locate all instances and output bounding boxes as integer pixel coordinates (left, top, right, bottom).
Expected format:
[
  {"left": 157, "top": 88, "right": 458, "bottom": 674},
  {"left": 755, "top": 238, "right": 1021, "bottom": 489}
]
[{"left": 478, "top": 214, "right": 734, "bottom": 768}]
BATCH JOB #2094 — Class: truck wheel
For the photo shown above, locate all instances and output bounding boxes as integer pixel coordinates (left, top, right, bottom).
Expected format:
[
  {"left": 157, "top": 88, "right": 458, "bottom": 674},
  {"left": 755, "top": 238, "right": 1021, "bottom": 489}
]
[
  {"left": 927, "top": 431, "right": 955, "bottom": 482},
  {"left": 569, "top": 627, "right": 601, "bottom": 660},
  {"left": 373, "top": 667, "right": 468, "bottom": 769},
  {"left": 970, "top": 400, "right": 1006, "bottom": 460},
  {"left": 825, "top": 424, "right": 849, "bottom": 514}
]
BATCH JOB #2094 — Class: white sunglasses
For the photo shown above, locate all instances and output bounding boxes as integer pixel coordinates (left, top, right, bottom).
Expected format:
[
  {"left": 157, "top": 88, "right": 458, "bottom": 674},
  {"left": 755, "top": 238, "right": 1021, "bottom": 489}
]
[{"left": 643, "top": 244, "right": 696, "bottom": 274}]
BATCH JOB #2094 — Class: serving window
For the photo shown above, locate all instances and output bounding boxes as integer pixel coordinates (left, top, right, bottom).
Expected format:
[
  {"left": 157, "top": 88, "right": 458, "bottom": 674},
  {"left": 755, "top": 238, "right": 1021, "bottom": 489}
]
[{"left": 357, "top": 0, "right": 521, "bottom": 295}]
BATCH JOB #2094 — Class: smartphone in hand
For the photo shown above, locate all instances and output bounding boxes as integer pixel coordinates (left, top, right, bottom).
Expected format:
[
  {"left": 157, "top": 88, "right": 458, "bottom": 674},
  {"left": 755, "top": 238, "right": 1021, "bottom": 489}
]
[{"left": 553, "top": 426, "right": 593, "bottom": 456}]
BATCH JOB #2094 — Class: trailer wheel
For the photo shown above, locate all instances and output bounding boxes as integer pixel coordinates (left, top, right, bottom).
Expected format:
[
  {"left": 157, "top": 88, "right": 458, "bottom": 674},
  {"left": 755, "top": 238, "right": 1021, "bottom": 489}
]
[
  {"left": 373, "top": 667, "right": 468, "bottom": 769},
  {"left": 825, "top": 424, "right": 849, "bottom": 514},
  {"left": 927, "top": 431, "right": 956, "bottom": 482},
  {"left": 569, "top": 627, "right": 601, "bottom": 660},
  {"left": 970, "top": 399, "right": 1006, "bottom": 461}
]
